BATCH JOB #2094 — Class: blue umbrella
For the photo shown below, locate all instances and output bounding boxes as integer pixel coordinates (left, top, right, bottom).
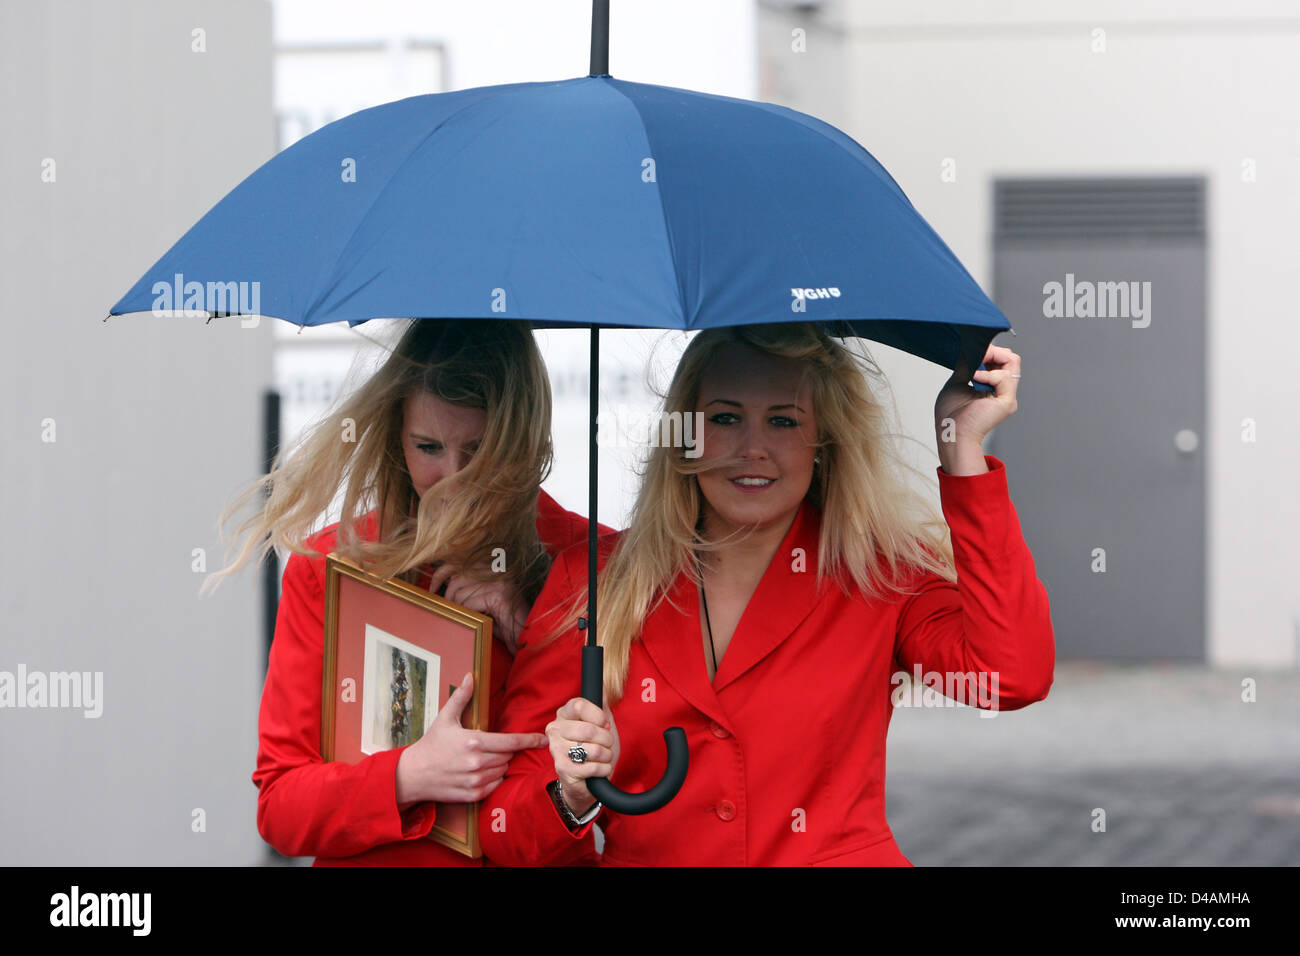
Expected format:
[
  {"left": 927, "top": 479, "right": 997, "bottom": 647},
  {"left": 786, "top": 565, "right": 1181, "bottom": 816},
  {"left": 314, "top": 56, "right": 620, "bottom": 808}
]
[{"left": 108, "top": 1, "right": 1008, "bottom": 815}]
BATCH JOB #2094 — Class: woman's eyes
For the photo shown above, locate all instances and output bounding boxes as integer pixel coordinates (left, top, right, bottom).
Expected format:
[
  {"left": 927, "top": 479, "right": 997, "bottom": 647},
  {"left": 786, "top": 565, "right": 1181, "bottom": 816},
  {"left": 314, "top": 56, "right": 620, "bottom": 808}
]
[
  {"left": 418, "top": 442, "right": 480, "bottom": 457},
  {"left": 707, "top": 412, "right": 799, "bottom": 428}
]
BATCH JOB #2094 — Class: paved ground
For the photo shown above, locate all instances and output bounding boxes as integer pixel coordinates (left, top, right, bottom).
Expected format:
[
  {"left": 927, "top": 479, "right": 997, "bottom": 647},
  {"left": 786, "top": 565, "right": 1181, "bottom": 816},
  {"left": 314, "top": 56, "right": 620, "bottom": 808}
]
[{"left": 883, "top": 661, "right": 1300, "bottom": 866}]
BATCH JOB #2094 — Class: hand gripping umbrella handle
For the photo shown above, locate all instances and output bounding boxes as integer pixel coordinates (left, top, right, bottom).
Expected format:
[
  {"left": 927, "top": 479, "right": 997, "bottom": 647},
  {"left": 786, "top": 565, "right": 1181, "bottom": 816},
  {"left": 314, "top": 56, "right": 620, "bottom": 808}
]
[{"left": 580, "top": 644, "right": 688, "bottom": 814}]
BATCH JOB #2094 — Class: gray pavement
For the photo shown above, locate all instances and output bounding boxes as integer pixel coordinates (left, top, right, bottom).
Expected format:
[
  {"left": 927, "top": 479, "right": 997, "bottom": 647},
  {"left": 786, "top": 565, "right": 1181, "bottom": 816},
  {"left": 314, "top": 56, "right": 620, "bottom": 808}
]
[{"left": 883, "top": 662, "right": 1300, "bottom": 866}]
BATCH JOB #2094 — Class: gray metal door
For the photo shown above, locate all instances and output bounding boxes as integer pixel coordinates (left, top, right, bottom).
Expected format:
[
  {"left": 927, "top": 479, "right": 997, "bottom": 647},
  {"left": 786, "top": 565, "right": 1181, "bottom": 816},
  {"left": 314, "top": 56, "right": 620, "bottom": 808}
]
[{"left": 989, "top": 178, "right": 1206, "bottom": 660}]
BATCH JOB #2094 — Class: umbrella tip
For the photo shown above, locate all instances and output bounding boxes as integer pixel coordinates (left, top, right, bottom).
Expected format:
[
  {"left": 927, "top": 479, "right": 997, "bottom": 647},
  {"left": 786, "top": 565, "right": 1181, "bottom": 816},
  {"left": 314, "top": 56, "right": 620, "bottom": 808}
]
[{"left": 589, "top": 0, "right": 609, "bottom": 77}]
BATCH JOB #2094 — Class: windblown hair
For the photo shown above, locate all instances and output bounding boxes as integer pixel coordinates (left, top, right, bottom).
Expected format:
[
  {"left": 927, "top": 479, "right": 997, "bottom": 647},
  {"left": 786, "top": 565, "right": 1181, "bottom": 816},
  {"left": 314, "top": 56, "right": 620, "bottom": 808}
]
[
  {"left": 541, "top": 321, "right": 957, "bottom": 702},
  {"left": 201, "top": 318, "right": 554, "bottom": 607}
]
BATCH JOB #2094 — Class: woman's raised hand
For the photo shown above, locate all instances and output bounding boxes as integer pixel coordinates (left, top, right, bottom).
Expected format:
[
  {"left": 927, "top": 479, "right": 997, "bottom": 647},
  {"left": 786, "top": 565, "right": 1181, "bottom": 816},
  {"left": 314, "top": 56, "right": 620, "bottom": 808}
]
[
  {"left": 426, "top": 563, "right": 530, "bottom": 655},
  {"left": 547, "top": 697, "right": 620, "bottom": 815},
  {"left": 935, "top": 342, "right": 1022, "bottom": 443},
  {"left": 393, "top": 672, "right": 547, "bottom": 808}
]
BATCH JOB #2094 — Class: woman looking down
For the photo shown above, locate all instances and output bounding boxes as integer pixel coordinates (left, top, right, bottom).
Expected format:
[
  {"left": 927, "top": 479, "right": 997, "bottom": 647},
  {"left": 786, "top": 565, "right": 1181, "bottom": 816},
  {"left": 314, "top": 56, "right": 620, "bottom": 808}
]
[{"left": 205, "top": 318, "right": 609, "bottom": 865}]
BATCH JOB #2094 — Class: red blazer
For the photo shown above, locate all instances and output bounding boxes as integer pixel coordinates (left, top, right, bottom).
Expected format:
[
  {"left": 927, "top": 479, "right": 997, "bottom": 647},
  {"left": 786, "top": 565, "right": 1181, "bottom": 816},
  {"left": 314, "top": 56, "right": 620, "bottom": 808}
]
[
  {"left": 252, "top": 489, "right": 613, "bottom": 866},
  {"left": 479, "top": 456, "right": 1055, "bottom": 866}
]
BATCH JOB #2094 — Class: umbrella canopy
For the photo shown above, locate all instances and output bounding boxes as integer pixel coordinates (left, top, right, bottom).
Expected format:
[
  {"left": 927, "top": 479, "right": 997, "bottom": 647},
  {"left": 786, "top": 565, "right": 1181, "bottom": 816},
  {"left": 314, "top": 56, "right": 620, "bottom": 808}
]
[
  {"left": 108, "top": 80, "right": 1006, "bottom": 373},
  {"left": 108, "top": 4, "right": 1009, "bottom": 816}
]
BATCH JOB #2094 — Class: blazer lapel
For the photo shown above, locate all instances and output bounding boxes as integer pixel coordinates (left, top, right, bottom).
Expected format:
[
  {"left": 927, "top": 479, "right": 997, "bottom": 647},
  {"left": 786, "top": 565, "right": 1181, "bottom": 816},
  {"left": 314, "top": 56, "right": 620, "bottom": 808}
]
[
  {"left": 711, "top": 498, "right": 828, "bottom": 692},
  {"left": 635, "top": 498, "right": 828, "bottom": 720},
  {"left": 637, "top": 565, "right": 732, "bottom": 728}
]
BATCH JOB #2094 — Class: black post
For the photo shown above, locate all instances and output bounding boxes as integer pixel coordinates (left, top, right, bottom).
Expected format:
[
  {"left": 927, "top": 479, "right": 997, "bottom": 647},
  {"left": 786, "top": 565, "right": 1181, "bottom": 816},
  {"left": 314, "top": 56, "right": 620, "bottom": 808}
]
[
  {"left": 261, "top": 388, "right": 288, "bottom": 862},
  {"left": 261, "top": 388, "right": 281, "bottom": 667},
  {"left": 589, "top": 0, "right": 609, "bottom": 76}
]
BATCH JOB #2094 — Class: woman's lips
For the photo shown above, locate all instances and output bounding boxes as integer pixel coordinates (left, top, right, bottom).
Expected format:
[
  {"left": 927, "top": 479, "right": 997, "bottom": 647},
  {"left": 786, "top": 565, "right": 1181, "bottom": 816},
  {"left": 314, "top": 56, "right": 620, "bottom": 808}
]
[{"left": 729, "top": 475, "right": 775, "bottom": 493}]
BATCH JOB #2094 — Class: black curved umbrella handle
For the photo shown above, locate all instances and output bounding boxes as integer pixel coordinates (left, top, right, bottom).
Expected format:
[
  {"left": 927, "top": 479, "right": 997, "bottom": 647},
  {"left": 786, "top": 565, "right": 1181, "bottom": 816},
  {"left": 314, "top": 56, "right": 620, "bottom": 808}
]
[{"left": 580, "top": 644, "right": 688, "bottom": 814}]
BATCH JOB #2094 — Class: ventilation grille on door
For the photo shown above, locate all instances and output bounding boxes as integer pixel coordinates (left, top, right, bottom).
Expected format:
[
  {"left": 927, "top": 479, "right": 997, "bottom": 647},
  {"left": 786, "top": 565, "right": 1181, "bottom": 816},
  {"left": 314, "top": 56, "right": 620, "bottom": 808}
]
[{"left": 994, "top": 177, "right": 1205, "bottom": 241}]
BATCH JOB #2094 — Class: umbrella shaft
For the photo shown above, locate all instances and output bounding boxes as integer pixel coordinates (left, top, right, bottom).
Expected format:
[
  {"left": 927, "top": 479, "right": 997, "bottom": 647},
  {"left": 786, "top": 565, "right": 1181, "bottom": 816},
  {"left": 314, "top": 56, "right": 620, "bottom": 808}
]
[{"left": 587, "top": 326, "right": 599, "bottom": 648}]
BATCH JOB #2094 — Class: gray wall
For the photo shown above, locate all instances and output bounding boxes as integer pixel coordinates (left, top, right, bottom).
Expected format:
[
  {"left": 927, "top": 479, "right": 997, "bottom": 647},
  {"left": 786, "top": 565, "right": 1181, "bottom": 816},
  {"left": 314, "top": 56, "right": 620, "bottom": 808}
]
[{"left": 0, "top": 0, "right": 274, "bottom": 864}]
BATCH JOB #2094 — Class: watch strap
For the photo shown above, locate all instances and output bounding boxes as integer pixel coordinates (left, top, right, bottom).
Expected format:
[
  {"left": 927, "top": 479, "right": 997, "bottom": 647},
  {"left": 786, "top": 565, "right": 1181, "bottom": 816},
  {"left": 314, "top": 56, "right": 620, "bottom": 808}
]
[{"left": 547, "top": 779, "right": 602, "bottom": 830}]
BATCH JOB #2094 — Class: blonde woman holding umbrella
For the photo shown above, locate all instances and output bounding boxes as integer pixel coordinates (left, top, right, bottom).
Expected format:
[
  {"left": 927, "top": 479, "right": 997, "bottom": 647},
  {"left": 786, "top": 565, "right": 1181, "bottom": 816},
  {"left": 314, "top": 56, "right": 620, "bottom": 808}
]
[{"left": 481, "top": 321, "right": 1053, "bottom": 866}]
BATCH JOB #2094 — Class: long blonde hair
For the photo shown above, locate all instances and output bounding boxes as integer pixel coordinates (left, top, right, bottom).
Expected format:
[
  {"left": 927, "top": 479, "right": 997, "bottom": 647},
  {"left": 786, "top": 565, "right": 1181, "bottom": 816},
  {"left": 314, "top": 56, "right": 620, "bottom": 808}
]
[
  {"left": 201, "top": 318, "right": 554, "bottom": 605},
  {"left": 541, "top": 322, "right": 957, "bottom": 702}
]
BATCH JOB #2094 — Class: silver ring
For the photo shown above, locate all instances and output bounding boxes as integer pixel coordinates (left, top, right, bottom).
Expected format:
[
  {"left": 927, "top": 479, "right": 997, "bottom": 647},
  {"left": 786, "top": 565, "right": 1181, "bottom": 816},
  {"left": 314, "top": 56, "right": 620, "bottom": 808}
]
[
  {"left": 1011, "top": 373, "right": 1021, "bottom": 378},
  {"left": 568, "top": 745, "right": 588, "bottom": 764}
]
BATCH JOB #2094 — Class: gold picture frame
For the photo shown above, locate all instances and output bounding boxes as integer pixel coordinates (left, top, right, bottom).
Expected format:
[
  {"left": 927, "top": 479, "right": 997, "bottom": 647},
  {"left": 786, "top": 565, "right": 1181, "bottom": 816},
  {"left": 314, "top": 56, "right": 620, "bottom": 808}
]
[{"left": 322, "top": 552, "right": 492, "bottom": 858}]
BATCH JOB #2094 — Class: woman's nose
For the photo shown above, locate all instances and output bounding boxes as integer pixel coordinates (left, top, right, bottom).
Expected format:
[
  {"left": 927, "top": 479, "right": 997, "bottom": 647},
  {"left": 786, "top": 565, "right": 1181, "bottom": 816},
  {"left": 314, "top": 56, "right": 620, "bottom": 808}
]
[{"left": 735, "top": 420, "right": 767, "bottom": 460}]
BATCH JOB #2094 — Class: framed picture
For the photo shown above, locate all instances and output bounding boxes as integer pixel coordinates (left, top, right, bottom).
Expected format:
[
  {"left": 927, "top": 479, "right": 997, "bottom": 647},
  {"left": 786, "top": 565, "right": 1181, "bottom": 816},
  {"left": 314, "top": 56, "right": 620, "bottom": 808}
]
[{"left": 322, "top": 551, "right": 492, "bottom": 858}]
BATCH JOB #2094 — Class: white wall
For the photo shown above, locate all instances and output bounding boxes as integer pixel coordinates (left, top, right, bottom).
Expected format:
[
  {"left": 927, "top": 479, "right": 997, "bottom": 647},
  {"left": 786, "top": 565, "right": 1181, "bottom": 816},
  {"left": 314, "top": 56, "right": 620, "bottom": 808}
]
[
  {"left": 760, "top": 0, "right": 1300, "bottom": 665},
  {"left": 0, "top": 0, "right": 275, "bottom": 863}
]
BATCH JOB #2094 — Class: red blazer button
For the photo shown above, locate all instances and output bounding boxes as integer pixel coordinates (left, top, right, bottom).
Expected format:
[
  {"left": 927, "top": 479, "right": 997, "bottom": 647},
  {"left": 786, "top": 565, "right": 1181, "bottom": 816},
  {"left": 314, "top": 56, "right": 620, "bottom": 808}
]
[
  {"left": 716, "top": 799, "right": 737, "bottom": 821},
  {"left": 709, "top": 721, "right": 730, "bottom": 738}
]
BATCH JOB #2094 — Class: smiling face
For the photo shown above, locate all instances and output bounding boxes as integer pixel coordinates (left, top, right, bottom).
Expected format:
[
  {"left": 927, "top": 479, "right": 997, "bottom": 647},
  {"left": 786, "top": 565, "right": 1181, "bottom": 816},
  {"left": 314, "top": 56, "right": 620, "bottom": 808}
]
[
  {"left": 401, "top": 390, "right": 488, "bottom": 503},
  {"left": 694, "top": 342, "right": 819, "bottom": 537}
]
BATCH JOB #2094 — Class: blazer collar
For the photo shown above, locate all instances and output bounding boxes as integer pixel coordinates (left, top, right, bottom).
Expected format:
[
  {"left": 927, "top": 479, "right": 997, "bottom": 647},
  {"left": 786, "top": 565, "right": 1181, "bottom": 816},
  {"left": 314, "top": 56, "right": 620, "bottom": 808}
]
[{"left": 637, "top": 497, "right": 828, "bottom": 722}]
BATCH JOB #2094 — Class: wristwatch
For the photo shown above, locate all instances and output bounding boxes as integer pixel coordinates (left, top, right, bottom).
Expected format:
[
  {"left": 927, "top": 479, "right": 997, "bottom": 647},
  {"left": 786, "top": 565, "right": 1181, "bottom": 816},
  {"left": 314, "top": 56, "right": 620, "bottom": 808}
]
[{"left": 547, "top": 779, "right": 602, "bottom": 830}]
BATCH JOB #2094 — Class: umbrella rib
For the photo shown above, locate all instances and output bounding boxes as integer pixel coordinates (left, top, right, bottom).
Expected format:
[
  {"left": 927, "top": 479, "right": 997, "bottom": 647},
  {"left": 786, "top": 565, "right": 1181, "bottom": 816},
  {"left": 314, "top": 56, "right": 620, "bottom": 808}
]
[{"left": 604, "top": 81, "right": 693, "bottom": 330}]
